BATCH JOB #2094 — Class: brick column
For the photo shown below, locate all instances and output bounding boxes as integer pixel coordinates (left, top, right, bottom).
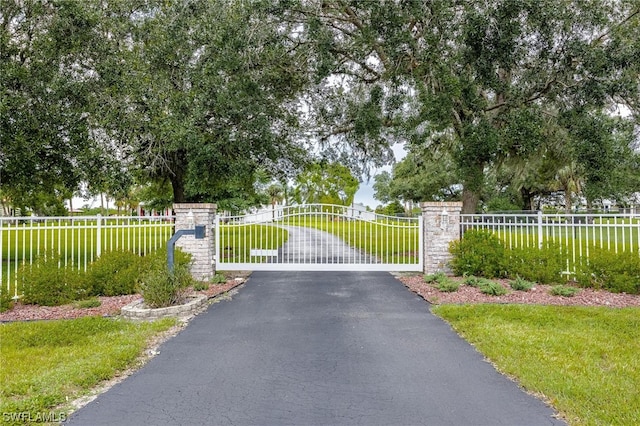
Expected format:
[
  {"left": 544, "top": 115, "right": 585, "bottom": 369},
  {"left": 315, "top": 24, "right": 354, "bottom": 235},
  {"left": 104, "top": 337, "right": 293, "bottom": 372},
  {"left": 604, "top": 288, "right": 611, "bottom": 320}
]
[
  {"left": 421, "top": 201, "right": 463, "bottom": 274},
  {"left": 173, "top": 203, "right": 217, "bottom": 281}
]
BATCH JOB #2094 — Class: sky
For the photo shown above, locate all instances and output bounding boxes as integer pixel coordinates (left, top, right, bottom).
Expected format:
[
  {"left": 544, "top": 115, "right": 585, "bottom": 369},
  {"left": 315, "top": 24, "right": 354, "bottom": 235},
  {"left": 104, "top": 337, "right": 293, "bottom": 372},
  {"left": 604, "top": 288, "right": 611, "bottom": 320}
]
[{"left": 353, "top": 143, "right": 407, "bottom": 209}]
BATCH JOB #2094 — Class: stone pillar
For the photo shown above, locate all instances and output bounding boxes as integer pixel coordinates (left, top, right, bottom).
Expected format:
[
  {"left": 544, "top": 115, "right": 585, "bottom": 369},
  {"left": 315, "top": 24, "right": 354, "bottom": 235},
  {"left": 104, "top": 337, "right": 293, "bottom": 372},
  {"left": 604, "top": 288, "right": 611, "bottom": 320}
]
[
  {"left": 173, "top": 203, "right": 217, "bottom": 281},
  {"left": 421, "top": 201, "right": 463, "bottom": 274}
]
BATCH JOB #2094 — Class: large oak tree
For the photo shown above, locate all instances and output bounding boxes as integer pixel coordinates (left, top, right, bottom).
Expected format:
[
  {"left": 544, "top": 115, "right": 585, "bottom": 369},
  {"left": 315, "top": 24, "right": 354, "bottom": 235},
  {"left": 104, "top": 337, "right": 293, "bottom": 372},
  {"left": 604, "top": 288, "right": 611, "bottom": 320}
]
[{"left": 289, "top": 0, "right": 640, "bottom": 212}]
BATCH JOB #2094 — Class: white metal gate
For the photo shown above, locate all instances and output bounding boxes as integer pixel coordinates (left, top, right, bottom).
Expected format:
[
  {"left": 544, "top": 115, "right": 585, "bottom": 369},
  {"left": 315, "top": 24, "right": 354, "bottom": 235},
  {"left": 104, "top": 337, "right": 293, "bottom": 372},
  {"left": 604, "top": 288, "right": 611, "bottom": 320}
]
[{"left": 215, "top": 204, "right": 423, "bottom": 271}]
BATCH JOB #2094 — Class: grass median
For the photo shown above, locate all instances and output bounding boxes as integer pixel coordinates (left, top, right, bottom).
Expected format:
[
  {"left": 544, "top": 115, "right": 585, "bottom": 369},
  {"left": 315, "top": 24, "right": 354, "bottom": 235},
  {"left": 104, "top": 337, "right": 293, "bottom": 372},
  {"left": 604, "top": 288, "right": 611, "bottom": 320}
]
[
  {"left": 432, "top": 304, "right": 640, "bottom": 426},
  {"left": 0, "top": 316, "right": 177, "bottom": 425}
]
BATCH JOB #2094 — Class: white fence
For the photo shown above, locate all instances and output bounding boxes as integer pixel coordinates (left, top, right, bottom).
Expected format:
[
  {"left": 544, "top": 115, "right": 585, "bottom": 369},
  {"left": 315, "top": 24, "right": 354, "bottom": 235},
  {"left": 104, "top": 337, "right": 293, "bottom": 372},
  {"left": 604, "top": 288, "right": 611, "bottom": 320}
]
[
  {"left": 4, "top": 211, "right": 638, "bottom": 297},
  {"left": 1, "top": 215, "right": 175, "bottom": 298},
  {"left": 461, "top": 212, "right": 640, "bottom": 274}
]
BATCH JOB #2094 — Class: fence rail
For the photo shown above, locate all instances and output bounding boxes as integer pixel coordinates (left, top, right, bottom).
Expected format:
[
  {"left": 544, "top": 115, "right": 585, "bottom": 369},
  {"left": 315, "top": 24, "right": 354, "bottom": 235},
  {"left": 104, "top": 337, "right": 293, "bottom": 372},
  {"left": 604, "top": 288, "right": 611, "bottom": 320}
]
[
  {"left": 461, "top": 212, "right": 640, "bottom": 275},
  {"left": 1, "top": 215, "right": 175, "bottom": 298},
  {"left": 3, "top": 211, "right": 638, "bottom": 297}
]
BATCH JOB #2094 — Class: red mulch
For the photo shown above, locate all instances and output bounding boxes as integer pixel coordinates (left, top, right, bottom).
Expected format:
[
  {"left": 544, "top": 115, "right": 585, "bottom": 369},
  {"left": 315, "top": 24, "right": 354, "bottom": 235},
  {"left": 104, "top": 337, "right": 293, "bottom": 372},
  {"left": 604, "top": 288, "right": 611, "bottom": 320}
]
[
  {"left": 396, "top": 274, "right": 640, "bottom": 308},
  {"left": 0, "top": 277, "right": 247, "bottom": 322},
  {"left": 4, "top": 273, "right": 638, "bottom": 322}
]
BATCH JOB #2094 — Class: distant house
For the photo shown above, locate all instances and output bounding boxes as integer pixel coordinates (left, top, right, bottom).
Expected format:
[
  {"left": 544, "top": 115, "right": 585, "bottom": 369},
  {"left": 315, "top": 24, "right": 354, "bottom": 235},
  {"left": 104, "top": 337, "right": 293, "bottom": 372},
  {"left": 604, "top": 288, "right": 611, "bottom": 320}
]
[
  {"left": 349, "top": 203, "right": 376, "bottom": 221},
  {"left": 238, "top": 204, "right": 284, "bottom": 223}
]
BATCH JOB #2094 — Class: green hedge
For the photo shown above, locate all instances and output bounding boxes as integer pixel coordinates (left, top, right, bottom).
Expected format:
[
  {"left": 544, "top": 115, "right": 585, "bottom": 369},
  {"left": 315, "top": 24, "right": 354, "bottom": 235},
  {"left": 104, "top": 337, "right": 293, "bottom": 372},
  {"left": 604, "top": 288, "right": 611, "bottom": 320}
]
[
  {"left": 449, "top": 230, "right": 506, "bottom": 278},
  {"left": 20, "top": 252, "right": 89, "bottom": 306},
  {"left": 16, "top": 247, "right": 194, "bottom": 307},
  {"left": 450, "top": 231, "right": 639, "bottom": 294},
  {"left": 576, "top": 248, "right": 640, "bottom": 294},
  {"left": 507, "top": 242, "right": 565, "bottom": 284},
  {"left": 86, "top": 250, "right": 144, "bottom": 297}
]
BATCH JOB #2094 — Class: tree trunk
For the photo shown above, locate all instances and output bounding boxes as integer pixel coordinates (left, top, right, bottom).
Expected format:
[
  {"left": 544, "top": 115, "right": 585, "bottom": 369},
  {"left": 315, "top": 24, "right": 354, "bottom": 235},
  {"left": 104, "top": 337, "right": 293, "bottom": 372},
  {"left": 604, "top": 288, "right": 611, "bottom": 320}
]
[
  {"left": 564, "top": 190, "right": 572, "bottom": 214},
  {"left": 520, "top": 187, "right": 535, "bottom": 211},
  {"left": 171, "top": 175, "right": 186, "bottom": 203},
  {"left": 168, "top": 153, "right": 189, "bottom": 203},
  {"left": 461, "top": 187, "right": 480, "bottom": 214}
]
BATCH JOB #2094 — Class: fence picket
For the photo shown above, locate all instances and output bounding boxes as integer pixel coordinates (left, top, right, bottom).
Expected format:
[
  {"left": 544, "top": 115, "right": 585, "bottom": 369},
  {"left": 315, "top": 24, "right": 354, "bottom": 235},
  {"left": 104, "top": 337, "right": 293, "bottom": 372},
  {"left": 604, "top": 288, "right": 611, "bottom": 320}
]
[
  {"left": 460, "top": 212, "right": 640, "bottom": 278},
  {"left": 0, "top": 215, "right": 175, "bottom": 297}
]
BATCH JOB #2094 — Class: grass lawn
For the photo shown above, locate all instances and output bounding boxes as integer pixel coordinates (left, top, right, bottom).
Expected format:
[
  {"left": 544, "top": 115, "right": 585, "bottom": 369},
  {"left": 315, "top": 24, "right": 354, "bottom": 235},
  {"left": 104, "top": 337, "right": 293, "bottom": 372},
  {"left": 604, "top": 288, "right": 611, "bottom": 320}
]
[
  {"left": 278, "top": 216, "right": 421, "bottom": 264},
  {"left": 2, "top": 220, "right": 174, "bottom": 298},
  {"left": 1, "top": 219, "right": 173, "bottom": 263},
  {"left": 218, "top": 224, "right": 288, "bottom": 263},
  {"left": 432, "top": 304, "right": 640, "bottom": 426},
  {"left": 0, "top": 316, "right": 177, "bottom": 425}
]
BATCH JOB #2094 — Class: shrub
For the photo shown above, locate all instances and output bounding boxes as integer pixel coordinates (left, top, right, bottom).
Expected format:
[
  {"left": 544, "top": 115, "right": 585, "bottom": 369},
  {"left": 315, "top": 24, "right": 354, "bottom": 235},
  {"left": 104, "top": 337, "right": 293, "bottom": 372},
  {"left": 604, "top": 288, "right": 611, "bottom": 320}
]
[
  {"left": 449, "top": 230, "right": 506, "bottom": 278},
  {"left": 437, "top": 278, "right": 460, "bottom": 293},
  {"left": 193, "top": 281, "right": 210, "bottom": 291},
  {"left": 423, "top": 271, "right": 458, "bottom": 291},
  {"left": 550, "top": 285, "right": 580, "bottom": 297},
  {"left": 210, "top": 273, "right": 227, "bottom": 284},
  {"left": 424, "top": 271, "right": 447, "bottom": 284},
  {"left": 479, "top": 280, "right": 509, "bottom": 296},
  {"left": 0, "top": 290, "right": 13, "bottom": 313},
  {"left": 507, "top": 242, "right": 565, "bottom": 284},
  {"left": 478, "top": 278, "right": 496, "bottom": 287},
  {"left": 20, "top": 252, "right": 89, "bottom": 306},
  {"left": 576, "top": 248, "right": 640, "bottom": 294},
  {"left": 142, "top": 247, "right": 192, "bottom": 275},
  {"left": 86, "top": 250, "right": 143, "bottom": 296},
  {"left": 74, "top": 298, "right": 102, "bottom": 309},
  {"left": 510, "top": 276, "right": 534, "bottom": 292},
  {"left": 139, "top": 262, "right": 194, "bottom": 308},
  {"left": 463, "top": 275, "right": 481, "bottom": 287}
]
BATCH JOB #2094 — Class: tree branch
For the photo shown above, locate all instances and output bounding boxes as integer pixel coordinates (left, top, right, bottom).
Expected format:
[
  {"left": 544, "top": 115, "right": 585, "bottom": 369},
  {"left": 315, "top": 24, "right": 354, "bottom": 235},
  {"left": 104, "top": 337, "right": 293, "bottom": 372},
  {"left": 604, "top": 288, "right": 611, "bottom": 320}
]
[
  {"left": 339, "top": 3, "right": 392, "bottom": 70},
  {"left": 591, "top": 7, "right": 640, "bottom": 46}
]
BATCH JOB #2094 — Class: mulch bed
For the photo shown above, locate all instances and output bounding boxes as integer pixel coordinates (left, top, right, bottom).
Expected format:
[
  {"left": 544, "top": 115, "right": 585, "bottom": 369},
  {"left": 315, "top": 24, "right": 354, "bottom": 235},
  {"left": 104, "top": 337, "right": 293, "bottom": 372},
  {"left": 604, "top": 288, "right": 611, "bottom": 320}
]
[
  {"left": 4, "top": 273, "right": 638, "bottom": 322},
  {"left": 0, "top": 275, "right": 248, "bottom": 322},
  {"left": 396, "top": 274, "right": 640, "bottom": 308}
]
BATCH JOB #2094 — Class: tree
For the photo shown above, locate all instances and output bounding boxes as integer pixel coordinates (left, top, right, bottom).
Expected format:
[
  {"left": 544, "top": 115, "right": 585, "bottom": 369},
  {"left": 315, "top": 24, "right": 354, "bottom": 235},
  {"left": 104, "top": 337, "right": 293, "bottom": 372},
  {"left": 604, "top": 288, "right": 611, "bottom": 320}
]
[
  {"left": 289, "top": 1, "right": 640, "bottom": 213},
  {"left": 389, "top": 148, "right": 461, "bottom": 204},
  {"left": 372, "top": 171, "right": 393, "bottom": 205},
  {"left": 563, "top": 111, "right": 639, "bottom": 207},
  {"left": 2, "top": 1, "right": 312, "bottom": 212},
  {"left": 293, "top": 162, "right": 359, "bottom": 206},
  {"left": 375, "top": 200, "right": 405, "bottom": 217},
  {"left": 95, "top": 0, "right": 310, "bottom": 205},
  {"left": 0, "top": 0, "right": 117, "bottom": 211},
  {"left": 552, "top": 162, "right": 583, "bottom": 213},
  {"left": 266, "top": 183, "right": 284, "bottom": 220},
  {"left": 136, "top": 180, "right": 173, "bottom": 214}
]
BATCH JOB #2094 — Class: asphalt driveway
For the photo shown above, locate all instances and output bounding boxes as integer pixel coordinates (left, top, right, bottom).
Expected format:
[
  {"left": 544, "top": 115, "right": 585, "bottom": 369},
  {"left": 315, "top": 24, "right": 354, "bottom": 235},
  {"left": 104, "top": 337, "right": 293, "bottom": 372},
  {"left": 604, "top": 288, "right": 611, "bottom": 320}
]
[{"left": 65, "top": 271, "right": 565, "bottom": 426}]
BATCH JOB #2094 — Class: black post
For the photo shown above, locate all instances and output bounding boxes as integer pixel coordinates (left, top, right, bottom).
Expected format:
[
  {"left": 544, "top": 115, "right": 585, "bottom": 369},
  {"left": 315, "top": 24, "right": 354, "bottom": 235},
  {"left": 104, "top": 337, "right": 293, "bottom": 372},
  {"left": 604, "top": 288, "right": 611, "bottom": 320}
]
[{"left": 167, "top": 225, "right": 206, "bottom": 273}]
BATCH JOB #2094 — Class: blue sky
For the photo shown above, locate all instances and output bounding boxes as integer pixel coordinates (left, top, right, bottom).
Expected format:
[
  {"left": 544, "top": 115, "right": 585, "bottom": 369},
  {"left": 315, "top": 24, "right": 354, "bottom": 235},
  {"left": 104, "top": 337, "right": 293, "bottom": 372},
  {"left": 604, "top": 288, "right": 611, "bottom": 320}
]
[{"left": 354, "top": 184, "right": 377, "bottom": 209}]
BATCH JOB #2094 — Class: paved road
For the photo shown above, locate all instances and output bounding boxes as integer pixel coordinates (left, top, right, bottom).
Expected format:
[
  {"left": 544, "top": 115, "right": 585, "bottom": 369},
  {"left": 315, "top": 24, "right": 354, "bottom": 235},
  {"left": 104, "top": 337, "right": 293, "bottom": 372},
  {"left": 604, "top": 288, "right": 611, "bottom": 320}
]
[
  {"left": 277, "top": 226, "right": 377, "bottom": 264},
  {"left": 65, "top": 272, "right": 565, "bottom": 426}
]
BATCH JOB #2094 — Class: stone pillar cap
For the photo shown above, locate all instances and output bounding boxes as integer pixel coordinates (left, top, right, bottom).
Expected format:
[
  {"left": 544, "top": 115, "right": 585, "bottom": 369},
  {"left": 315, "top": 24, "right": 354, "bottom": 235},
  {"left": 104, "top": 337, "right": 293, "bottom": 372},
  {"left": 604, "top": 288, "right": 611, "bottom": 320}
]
[
  {"left": 420, "top": 201, "right": 463, "bottom": 208},
  {"left": 173, "top": 203, "right": 217, "bottom": 210}
]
